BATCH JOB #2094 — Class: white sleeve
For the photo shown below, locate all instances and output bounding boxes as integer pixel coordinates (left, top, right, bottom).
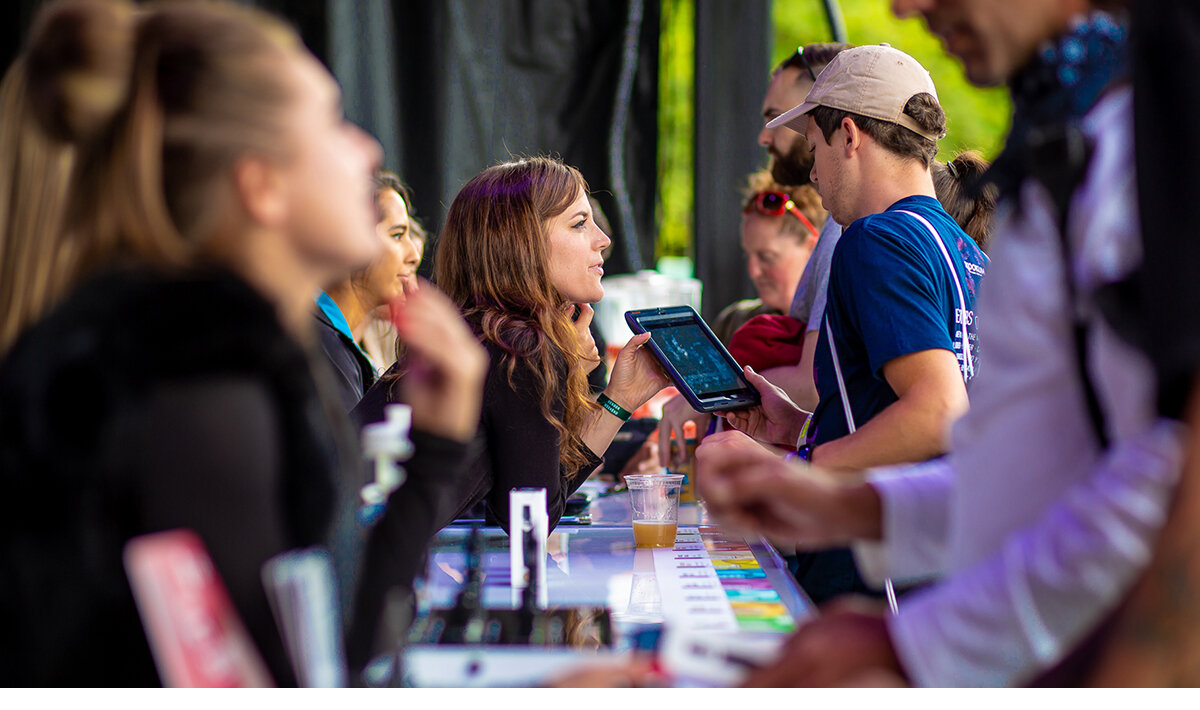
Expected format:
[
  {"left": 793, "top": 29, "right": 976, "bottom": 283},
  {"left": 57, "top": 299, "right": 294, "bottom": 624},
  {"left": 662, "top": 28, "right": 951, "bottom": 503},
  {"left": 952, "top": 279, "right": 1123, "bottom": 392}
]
[
  {"left": 852, "top": 458, "right": 954, "bottom": 588},
  {"left": 889, "top": 420, "right": 1184, "bottom": 687}
]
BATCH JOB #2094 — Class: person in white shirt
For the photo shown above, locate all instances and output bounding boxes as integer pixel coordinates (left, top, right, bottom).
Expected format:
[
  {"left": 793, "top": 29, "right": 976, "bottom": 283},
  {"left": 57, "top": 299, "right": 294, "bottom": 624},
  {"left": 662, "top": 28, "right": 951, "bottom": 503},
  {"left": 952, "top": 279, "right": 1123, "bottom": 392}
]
[{"left": 696, "top": 0, "right": 1183, "bottom": 687}]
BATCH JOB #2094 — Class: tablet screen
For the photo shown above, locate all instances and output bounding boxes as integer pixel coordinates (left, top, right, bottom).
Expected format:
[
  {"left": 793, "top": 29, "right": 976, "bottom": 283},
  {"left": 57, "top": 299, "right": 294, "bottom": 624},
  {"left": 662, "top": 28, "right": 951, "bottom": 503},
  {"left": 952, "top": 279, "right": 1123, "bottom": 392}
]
[{"left": 642, "top": 315, "right": 745, "bottom": 398}]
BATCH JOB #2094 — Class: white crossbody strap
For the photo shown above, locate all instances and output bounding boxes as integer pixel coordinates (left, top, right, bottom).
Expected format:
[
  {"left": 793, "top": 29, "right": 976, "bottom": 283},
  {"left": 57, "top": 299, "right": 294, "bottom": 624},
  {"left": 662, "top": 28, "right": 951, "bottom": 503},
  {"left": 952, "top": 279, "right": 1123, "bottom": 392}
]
[
  {"left": 895, "top": 209, "right": 973, "bottom": 381},
  {"left": 825, "top": 318, "right": 857, "bottom": 434},
  {"left": 825, "top": 314, "right": 898, "bottom": 614},
  {"left": 823, "top": 209, "right": 974, "bottom": 434},
  {"left": 821, "top": 209, "right": 968, "bottom": 617}
]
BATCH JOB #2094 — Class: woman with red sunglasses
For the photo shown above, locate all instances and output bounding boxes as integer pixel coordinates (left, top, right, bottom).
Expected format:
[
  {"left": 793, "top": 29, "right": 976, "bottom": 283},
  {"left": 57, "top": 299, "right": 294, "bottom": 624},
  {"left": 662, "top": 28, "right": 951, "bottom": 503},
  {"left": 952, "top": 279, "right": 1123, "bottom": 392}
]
[
  {"left": 656, "top": 172, "right": 824, "bottom": 470},
  {"left": 710, "top": 171, "right": 825, "bottom": 345}
]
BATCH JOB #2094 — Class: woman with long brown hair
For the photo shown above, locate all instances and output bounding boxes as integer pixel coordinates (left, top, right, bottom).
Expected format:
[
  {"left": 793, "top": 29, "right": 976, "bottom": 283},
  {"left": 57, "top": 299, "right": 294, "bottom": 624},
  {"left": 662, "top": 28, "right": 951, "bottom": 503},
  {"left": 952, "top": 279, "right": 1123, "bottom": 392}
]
[{"left": 357, "top": 156, "right": 668, "bottom": 532}]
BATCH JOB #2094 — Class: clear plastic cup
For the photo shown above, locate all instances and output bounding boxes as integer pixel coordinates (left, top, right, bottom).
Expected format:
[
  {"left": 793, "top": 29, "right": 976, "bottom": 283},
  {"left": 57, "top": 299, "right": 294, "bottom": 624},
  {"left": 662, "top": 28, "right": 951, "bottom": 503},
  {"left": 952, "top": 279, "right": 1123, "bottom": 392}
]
[{"left": 625, "top": 473, "right": 684, "bottom": 548}]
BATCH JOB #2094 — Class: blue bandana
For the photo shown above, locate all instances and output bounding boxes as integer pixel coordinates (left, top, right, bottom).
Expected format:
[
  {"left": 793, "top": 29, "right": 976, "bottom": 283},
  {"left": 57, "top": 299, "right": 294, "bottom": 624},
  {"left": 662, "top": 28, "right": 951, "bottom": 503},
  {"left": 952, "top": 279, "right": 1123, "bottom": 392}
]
[{"left": 984, "top": 10, "right": 1130, "bottom": 200}]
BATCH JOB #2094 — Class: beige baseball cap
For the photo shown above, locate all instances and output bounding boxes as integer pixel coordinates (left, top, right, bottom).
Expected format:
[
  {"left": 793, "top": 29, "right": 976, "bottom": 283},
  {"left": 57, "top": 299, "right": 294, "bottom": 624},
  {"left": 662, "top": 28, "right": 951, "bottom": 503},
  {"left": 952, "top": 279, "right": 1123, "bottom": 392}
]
[{"left": 766, "top": 44, "right": 943, "bottom": 142}]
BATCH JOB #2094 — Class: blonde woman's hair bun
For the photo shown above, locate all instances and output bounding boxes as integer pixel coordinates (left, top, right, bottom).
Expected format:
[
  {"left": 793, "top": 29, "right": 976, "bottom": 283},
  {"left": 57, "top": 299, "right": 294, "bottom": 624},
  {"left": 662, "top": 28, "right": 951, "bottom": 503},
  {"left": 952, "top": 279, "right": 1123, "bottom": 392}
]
[{"left": 25, "top": 0, "right": 136, "bottom": 144}]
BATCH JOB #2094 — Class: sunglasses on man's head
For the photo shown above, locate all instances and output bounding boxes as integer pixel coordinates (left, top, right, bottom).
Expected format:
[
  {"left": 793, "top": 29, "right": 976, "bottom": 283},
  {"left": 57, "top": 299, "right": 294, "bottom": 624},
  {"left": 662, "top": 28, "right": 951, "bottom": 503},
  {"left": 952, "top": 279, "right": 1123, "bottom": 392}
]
[
  {"left": 791, "top": 45, "right": 818, "bottom": 82},
  {"left": 744, "top": 191, "right": 819, "bottom": 240}
]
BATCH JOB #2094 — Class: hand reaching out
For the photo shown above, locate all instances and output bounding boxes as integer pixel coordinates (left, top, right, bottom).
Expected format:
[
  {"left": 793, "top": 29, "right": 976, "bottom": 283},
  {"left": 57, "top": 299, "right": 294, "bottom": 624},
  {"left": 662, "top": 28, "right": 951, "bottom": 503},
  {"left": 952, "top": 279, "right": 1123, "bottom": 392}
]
[
  {"left": 743, "top": 598, "right": 905, "bottom": 687},
  {"left": 657, "top": 393, "right": 712, "bottom": 468},
  {"left": 722, "top": 366, "right": 810, "bottom": 448},
  {"left": 694, "top": 429, "right": 881, "bottom": 548},
  {"left": 546, "top": 656, "right": 663, "bottom": 687}
]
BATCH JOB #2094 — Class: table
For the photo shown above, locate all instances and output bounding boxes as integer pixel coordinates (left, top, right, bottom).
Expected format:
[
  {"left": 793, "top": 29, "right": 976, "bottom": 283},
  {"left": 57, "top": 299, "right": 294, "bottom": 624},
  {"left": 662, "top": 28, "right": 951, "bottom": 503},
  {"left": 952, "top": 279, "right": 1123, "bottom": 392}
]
[
  {"left": 401, "top": 481, "right": 814, "bottom": 686},
  {"left": 424, "top": 483, "right": 811, "bottom": 619}
]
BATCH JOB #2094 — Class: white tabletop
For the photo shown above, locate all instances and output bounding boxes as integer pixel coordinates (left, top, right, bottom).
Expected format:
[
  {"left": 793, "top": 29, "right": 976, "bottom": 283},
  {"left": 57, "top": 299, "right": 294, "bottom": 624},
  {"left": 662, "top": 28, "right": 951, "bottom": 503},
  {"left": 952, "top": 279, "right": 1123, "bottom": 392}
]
[{"left": 421, "top": 482, "right": 814, "bottom": 625}]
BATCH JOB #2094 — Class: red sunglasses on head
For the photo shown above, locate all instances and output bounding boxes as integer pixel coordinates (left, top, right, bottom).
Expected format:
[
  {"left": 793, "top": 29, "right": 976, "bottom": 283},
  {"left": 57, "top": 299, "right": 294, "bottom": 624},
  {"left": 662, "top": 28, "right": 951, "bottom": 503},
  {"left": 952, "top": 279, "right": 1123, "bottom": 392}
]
[{"left": 744, "top": 191, "right": 819, "bottom": 240}]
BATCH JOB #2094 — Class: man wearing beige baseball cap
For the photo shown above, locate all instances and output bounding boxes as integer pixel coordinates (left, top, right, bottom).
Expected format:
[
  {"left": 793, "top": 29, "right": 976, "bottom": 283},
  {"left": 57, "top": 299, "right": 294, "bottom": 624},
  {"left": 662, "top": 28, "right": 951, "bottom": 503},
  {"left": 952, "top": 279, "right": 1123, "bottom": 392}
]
[
  {"left": 725, "top": 45, "right": 987, "bottom": 469},
  {"left": 706, "top": 44, "right": 988, "bottom": 604}
]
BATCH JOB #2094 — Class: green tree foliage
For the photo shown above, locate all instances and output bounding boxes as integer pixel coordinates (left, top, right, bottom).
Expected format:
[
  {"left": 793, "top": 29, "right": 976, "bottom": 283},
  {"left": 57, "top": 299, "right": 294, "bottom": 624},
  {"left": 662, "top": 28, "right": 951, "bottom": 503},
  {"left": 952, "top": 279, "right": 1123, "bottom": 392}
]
[
  {"left": 655, "top": 1, "right": 1011, "bottom": 258},
  {"left": 657, "top": 0, "right": 695, "bottom": 261},
  {"left": 772, "top": 0, "right": 1011, "bottom": 161}
]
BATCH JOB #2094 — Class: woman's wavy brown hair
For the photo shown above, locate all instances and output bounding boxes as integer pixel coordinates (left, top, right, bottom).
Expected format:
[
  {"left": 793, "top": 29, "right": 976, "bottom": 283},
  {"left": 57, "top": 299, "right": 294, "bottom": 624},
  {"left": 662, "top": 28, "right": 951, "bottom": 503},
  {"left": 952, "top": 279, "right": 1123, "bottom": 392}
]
[{"left": 435, "top": 156, "right": 599, "bottom": 474}]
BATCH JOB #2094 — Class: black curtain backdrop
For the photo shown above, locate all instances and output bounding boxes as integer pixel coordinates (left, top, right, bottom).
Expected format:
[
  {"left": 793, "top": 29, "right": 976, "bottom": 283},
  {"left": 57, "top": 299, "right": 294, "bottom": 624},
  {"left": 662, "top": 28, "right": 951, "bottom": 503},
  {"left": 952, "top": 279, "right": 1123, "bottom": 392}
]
[
  {"left": 694, "top": 0, "right": 770, "bottom": 320},
  {"left": 1, "top": 0, "right": 660, "bottom": 276},
  {"left": 1, "top": 0, "right": 770, "bottom": 313},
  {"left": 325, "top": 0, "right": 662, "bottom": 277}
]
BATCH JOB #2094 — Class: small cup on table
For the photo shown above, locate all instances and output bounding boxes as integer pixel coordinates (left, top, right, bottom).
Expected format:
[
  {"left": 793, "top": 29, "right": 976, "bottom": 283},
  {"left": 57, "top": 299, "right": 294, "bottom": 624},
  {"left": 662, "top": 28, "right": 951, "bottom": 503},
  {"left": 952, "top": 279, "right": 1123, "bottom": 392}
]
[{"left": 625, "top": 473, "right": 684, "bottom": 548}]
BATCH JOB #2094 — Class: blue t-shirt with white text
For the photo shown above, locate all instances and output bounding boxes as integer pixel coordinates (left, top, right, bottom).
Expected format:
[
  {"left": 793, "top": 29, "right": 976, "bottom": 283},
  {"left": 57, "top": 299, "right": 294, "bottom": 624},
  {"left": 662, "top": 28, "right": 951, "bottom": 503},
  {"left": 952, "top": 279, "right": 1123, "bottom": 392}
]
[{"left": 809, "top": 195, "right": 988, "bottom": 447}]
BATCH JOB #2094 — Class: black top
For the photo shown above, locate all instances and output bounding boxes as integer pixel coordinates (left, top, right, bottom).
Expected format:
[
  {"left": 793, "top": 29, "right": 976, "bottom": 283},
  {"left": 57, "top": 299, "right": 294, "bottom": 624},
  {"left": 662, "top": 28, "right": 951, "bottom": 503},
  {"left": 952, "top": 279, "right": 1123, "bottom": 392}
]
[
  {"left": 356, "top": 339, "right": 601, "bottom": 534},
  {"left": 0, "top": 267, "right": 471, "bottom": 686},
  {"left": 313, "top": 304, "right": 377, "bottom": 413}
]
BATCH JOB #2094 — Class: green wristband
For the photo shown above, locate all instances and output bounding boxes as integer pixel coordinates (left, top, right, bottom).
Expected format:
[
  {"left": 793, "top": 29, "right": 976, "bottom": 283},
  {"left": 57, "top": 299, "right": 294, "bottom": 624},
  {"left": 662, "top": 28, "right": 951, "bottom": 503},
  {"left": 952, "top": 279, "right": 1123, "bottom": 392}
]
[{"left": 598, "top": 393, "right": 632, "bottom": 421}]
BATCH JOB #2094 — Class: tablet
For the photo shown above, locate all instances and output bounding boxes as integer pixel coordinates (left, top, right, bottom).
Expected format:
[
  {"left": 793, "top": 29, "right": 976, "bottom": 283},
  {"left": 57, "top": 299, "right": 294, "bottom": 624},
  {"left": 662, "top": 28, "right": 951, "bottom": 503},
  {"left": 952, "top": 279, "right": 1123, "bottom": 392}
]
[{"left": 625, "top": 306, "right": 760, "bottom": 412}]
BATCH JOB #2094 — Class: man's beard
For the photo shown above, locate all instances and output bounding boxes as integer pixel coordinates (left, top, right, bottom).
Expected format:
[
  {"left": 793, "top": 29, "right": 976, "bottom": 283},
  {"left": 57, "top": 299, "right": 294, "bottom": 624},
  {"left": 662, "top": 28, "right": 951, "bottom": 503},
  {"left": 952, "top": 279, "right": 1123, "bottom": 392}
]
[{"left": 769, "top": 143, "right": 813, "bottom": 186}]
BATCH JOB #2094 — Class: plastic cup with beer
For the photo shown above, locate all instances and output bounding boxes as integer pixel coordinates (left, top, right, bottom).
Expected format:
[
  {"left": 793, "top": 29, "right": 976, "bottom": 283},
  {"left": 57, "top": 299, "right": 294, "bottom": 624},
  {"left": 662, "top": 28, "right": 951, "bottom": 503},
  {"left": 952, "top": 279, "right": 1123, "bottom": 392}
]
[{"left": 625, "top": 473, "right": 684, "bottom": 548}]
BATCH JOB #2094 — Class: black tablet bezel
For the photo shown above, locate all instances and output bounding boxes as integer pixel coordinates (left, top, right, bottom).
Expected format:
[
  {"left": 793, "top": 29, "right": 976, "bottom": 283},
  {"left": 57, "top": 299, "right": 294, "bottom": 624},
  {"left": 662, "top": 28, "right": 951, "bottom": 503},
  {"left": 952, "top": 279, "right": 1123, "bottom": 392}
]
[{"left": 625, "top": 305, "right": 760, "bottom": 413}]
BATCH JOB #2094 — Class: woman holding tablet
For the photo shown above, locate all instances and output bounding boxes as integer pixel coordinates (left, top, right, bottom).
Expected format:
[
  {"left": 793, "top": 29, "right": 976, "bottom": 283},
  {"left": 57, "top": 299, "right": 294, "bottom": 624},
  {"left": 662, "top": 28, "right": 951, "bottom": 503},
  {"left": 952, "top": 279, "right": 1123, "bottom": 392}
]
[{"left": 357, "top": 156, "right": 668, "bottom": 532}]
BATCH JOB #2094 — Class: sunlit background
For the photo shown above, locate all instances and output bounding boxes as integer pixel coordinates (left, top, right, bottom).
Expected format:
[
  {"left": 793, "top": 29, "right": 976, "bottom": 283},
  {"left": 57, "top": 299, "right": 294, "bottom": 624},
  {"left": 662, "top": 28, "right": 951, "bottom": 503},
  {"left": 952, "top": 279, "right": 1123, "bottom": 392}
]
[{"left": 656, "top": 0, "right": 1011, "bottom": 261}]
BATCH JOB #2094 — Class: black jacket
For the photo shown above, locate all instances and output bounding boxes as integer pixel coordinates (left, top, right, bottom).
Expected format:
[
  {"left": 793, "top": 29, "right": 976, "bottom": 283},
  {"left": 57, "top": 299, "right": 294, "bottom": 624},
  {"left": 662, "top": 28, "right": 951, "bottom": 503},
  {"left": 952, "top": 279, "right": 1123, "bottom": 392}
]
[
  {"left": 313, "top": 303, "right": 377, "bottom": 413},
  {"left": 356, "top": 337, "right": 600, "bottom": 534},
  {"left": 0, "top": 267, "right": 471, "bottom": 686}
]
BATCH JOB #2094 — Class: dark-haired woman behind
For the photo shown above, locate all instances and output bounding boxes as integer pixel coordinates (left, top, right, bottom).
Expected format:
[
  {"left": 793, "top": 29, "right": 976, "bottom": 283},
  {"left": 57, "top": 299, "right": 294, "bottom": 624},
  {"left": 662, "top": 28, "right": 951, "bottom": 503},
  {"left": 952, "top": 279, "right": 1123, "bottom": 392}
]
[
  {"left": 933, "top": 150, "right": 998, "bottom": 253},
  {"left": 356, "top": 156, "right": 669, "bottom": 532},
  {"left": 315, "top": 170, "right": 423, "bottom": 411}
]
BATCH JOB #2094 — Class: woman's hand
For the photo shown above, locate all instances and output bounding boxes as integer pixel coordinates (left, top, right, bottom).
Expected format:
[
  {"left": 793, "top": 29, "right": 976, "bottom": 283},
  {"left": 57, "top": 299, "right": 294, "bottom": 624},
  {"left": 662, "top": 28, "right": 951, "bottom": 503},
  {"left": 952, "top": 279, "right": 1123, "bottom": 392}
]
[
  {"left": 391, "top": 280, "right": 487, "bottom": 442},
  {"left": 569, "top": 302, "right": 601, "bottom": 366},
  {"left": 722, "top": 366, "right": 810, "bottom": 448},
  {"left": 657, "top": 394, "right": 712, "bottom": 468},
  {"left": 603, "top": 332, "right": 670, "bottom": 416}
]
